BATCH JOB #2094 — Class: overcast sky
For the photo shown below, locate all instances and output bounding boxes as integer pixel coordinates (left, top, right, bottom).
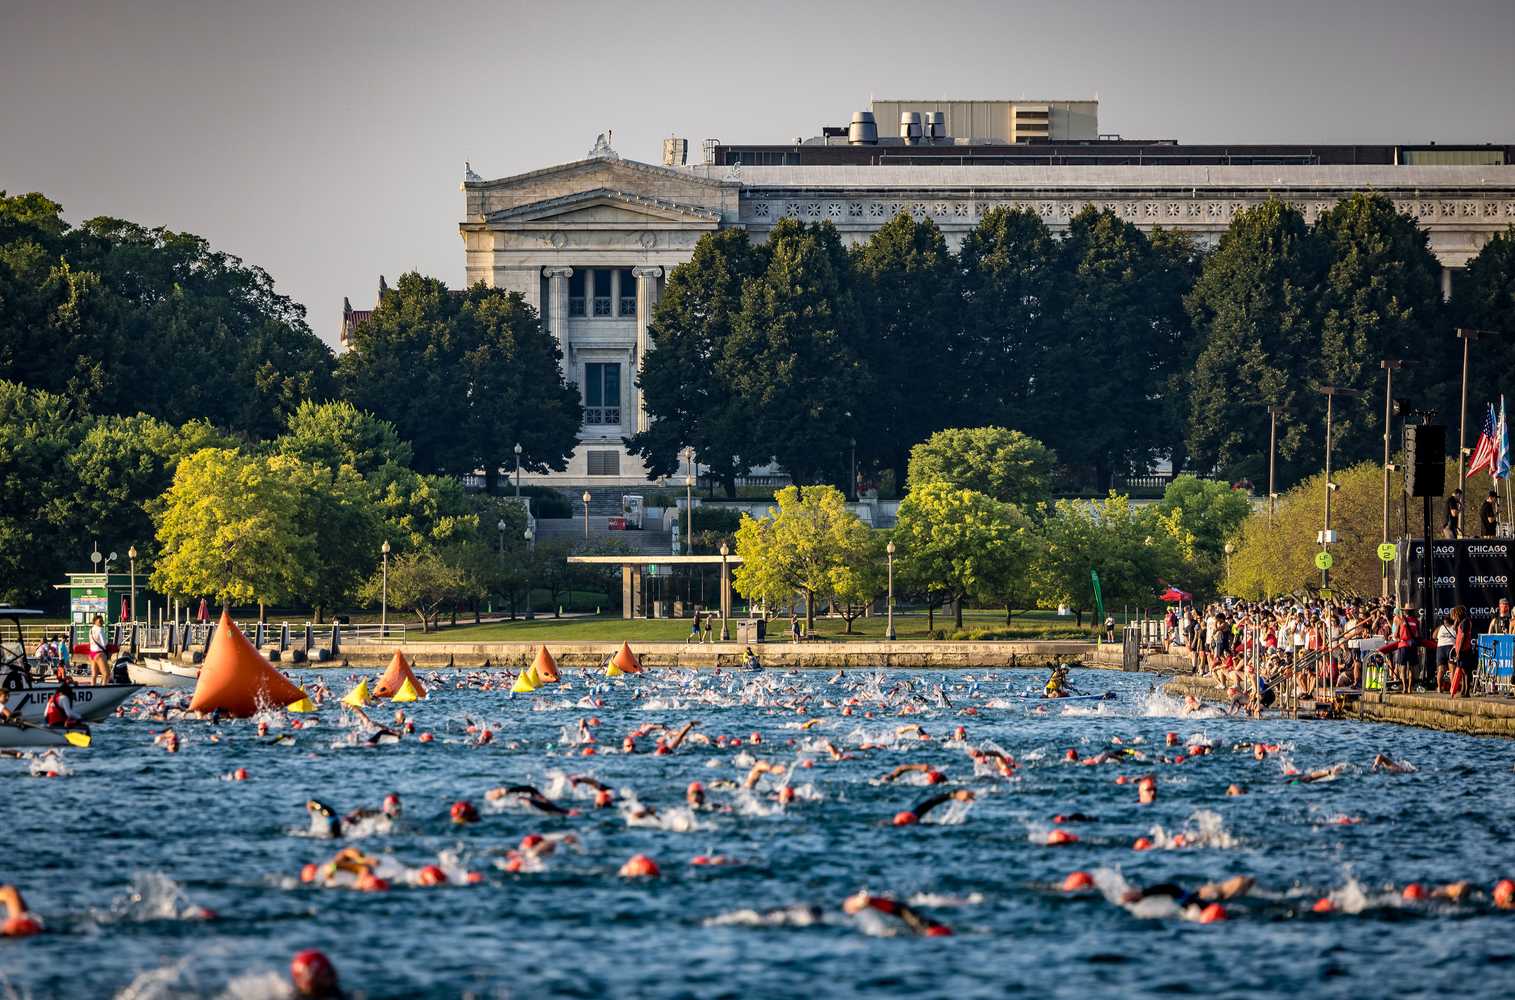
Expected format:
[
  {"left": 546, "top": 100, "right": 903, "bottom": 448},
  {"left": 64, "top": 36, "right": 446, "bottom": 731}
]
[{"left": 3, "top": 0, "right": 1512, "bottom": 346}]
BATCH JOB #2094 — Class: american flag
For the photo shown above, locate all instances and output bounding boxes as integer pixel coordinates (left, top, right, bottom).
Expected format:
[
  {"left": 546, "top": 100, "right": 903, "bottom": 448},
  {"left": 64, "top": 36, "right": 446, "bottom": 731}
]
[{"left": 1468, "top": 403, "right": 1498, "bottom": 477}]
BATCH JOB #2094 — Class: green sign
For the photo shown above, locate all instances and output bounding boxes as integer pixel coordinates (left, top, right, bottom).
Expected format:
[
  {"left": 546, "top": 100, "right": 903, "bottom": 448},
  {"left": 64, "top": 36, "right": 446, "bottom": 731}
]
[
  {"left": 1319, "top": 588, "right": 1335, "bottom": 598},
  {"left": 1376, "top": 542, "right": 1398, "bottom": 563},
  {"left": 1314, "top": 551, "right": 1334, "bottom": 571}
]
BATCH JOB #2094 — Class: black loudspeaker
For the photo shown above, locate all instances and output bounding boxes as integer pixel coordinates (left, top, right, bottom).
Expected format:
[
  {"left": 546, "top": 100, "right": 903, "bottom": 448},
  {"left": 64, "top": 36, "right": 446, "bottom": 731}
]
[{"left": 1405, "top": 423, "right": 1446, "bottom": 498}]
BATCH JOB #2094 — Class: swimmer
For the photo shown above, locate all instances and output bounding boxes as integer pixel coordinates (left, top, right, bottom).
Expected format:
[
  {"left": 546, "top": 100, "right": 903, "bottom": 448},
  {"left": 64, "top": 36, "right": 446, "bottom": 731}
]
[
  {"left": 290, "top": 949, "right": 343, "bottom": 999},
  {"left": 0, "top": 885, "right": 42, "bottom": 937},
  {"left": 742, "top": 760, "right": 785, "bottom": 789},
  {"left": 1120, "top": 875, "right": 1255, "bottom": 908},
  {"left": 344, "top": 706, "right": 401, "bottom": 746},
  {"left": 1371, "top": 753, "right": 1416, "bottom": 774},
  {"left": 306, "top": 799, "right": 343, "bottom": 838},
  {"left": 842, "top": 892, "right": 952, "bottom": 936},
  {"left": 893, "top": 788, "right": 974, "bottom": 825},
  {"left": 307, "top": 847, "right": 382, "bottom": 887},
  {"left": 1284, "top": 763, "right": 1349, "bottom": 784},
  {"left": 485, "top": 785, "right": 573, "bottom": 815},
  {"left": 345, "top": 793, "right": 402, "bottom": 826},
  {"left": 877, "top": 763, "right": 946, "bottom": 785}
]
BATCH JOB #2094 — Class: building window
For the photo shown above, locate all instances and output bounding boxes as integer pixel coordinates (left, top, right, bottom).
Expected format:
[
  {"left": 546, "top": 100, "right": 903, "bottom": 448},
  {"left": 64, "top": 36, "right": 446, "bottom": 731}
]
[
  {"left": 569, "top": 269, "right": 586, "bottom": 317},
  {"left": 618, "top": 267, "right": 637, "bottom": 317},
  {"left": 584, "top": 362, "right": 621, "bottom": 425},
  {"left": 592, "top": 269, "right": 612, "bottom": 317},
  {"left": 587, "top": 450, "right": 620, "bottom": 476}
]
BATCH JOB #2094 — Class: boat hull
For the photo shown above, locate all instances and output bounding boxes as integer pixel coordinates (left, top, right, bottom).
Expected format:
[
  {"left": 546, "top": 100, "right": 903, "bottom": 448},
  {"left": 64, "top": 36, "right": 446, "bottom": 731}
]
[
  {"left": 127, "top": 658, "right": 199, "bottom": 690},
  {"left": 0, "top": 724, "right": 78, "bottom": 748},
  {"left": 4, "top": 683, "right": 139, "bottom": 723}
]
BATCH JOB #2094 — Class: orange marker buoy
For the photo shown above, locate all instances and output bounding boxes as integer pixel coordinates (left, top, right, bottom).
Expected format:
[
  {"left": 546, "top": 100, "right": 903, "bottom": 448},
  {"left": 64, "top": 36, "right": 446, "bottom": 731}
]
[
  {"left": 188, "top": 609, "right": 305, "bottom": 717},
  {"left": 610, "top": 642, "right": 642, "bottom": 674},
  {"left": 1198, "top": 903, "right": 1227, "bottom": 923},
  {"left": 532, "top": 646, "right": 560, "bottom": 684},
  {"left": 1062, "top": 871, "right": 1095, "bottom": 891},
  {"left": 619, "top": 854, "right": 660, "bottom": 878},
  {"left": 374, "top": 650, "right": 426, "bottom": 700}
]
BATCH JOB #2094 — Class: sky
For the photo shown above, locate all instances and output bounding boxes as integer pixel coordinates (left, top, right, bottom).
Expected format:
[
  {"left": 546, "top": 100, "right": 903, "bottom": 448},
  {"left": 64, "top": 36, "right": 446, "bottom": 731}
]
[{"left": 3, "top": 0, "right": 1513, "bottom": 346}]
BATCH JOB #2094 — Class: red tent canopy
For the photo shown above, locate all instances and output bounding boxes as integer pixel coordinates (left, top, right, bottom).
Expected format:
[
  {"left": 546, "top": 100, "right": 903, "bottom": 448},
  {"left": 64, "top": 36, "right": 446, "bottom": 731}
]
[{"left": 1159, "top": 586, "right": 1192, "bottom": 603}]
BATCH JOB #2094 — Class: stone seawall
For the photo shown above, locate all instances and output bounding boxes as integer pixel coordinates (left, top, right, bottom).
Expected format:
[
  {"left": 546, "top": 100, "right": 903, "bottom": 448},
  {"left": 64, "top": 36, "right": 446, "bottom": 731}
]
[
  {"left": 1161, "top": 673, "right": 1515, "bottom": 739},
  {"left": 335, "top": 640, "right": 1097, "bottom": 671}
]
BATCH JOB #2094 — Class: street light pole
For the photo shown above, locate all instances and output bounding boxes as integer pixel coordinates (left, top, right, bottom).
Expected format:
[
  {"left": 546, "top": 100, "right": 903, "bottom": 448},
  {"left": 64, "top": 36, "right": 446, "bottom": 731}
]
[
  {"left": 719, "top": 542, "right": 731, "bottom": 641},
  {"left": 127, "top": 545, "right": 137, "bottom": 623},
  {"left": 380, "top": 540, "right": 390, "bottom": 638},
  {"left": 849, "top": 437, "right": 856, "bottom": 501},
  {"left": 523, "top": 526, "right": 535, "bottom": 620},
  {"left": 1380, "top": 359, "right": 1404, "bottom": 598},
  {"left": 583, "top": 491, "right": 592, "bottom": 540},
  {"left": 1267, "top": 406, "right": 1281, "bottom": 522},
  {"left": 1454, "top": 328, "right": 1495, "bottom": 494},
  {"left": 885, "top": 540, "right": 897, "bottom": 641},
  {"left": 683, "top": 446, "right": 695, "bottom": 554},
  {"left": 513, "top": 442, "right": 522, "bottom": 498},
  {"left": 1318, "top": 386, "right": 1364, "bottom": 591},
  {"left": 1223, "top": 541, "right": 1233, "bottom": 592}
]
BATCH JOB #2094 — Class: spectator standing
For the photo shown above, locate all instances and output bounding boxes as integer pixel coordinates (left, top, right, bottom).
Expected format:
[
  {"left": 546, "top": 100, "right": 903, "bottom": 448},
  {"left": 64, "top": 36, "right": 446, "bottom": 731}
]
[
  {"left": 1488, "top": 598, "right": 1512, "bottom": 635},
  {"left": 87, "top": 615, "right": 108, "bottom": 686},
  {"left": 1481, "top": 489, "right": 1499, "bottom": 537},
  {"left": 1443, "top": 489, "right": 1463, "bottom": 539}
]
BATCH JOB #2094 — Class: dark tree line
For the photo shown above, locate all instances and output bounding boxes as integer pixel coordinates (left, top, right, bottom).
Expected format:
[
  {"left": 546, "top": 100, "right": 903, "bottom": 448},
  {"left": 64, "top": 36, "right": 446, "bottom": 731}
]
[{"left": 634, "top": 198, "right": 1515, "bottom": 495}]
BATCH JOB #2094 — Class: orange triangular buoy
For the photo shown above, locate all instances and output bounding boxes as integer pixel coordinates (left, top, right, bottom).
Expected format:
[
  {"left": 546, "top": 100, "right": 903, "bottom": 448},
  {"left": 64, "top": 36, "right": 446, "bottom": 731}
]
[
  {"left": 611, "top": 642, "right": 641, "bottom": 674},
  {"left": 374, "top": 650, "right": 426, "bottom": 699},
  {"left": 532, "top": 645, "right": 559, "bottom": 684},
  {"left": 189, "top": 609, "right": 305, "bottom": 717}
]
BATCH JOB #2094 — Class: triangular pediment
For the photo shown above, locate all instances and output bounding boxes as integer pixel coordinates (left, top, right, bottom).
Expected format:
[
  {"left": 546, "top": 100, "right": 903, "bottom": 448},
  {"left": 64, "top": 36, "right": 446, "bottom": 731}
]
[{"left": 485, "top": 188, "right": 722, "bottom": 227}]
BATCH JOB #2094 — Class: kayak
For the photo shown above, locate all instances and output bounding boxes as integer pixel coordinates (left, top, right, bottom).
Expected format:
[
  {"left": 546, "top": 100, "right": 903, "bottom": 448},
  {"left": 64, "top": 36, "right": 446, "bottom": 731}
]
[
  {"left": 1018, "top": 691, "right": 1117, "bottom": 703},
  {"left": 2, "top": 683, "right": 139, "bottom": 723},
  {"left": 0, "top": 721, "right": 90, "bottom": 748},
  {"left": 127, "top": 657, "right": 199, "bottom": 690}
]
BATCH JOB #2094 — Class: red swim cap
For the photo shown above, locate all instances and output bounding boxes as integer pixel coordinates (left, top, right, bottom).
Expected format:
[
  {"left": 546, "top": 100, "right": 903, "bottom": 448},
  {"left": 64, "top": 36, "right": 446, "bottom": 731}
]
[
  {"left": 520, "top": 834, "right": 545, "bottom": 851},
  {"left": 1, "top": 915, "right": 42, "bottom": 938},
  {"left": 418, "top": 732, "right": 433, "bottom": 743},
  {"left": 619, "top": 854, "right": 660, "bottom": 878},
  {"left": 594, "top": 789, "right": 613, "bottom": 808},
  {"left": 1493, "top": 879, "right": 1515, "bottom": 909},
  {"left": 417, "top": 865, "right": 447, "bottom": 886},
  {"left": 1198, "top": 903, "right": 1227, "bottom": 923},
  {"left": 777, "top": 786, "right": 795, "bottom": 804},
  {"left": 925, "top": 770, "right": 945, "bottom": 785},
  {"left": 290, "top": 949, "right": 339, "bottom": 998},
  {"left": 1063, "top": 749, "right": 1079, "bottom": 762},
  {"left": 1312, "top": 897, "right": 1334, "bottom": 913},
  {"left": 1062, "top": 871, "right": 1095, "bottom": 891},
  {"left": 354, "top": 872, "right": 389, "bottom": 892},
  {"left": 1401, "top": 883, "right": 1426, "bottom": 902},
  {"left": 893, "top": 811, "right": 919, "bottom": 826},
  {"left": 1047, "top": 829, "right": 1079, "bottom": 846},
  {"left": 233, "top": 768, "right": 249, "bottom": 781},
  {"left": 924, "top": 924, "right": 953, "bottom": 937},
  {"left": 1132, "top": 837, "right": 1153, "bottom": 851},
  {"left": 299, "top": 864, "right": 319, "bottom": 883},
  {"left": 450, "top": 800, "right": 478, "bottom": 824}
]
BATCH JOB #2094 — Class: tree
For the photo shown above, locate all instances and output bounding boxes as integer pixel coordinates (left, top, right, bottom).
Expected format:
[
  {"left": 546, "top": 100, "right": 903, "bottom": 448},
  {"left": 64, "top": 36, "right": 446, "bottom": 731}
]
[
  {"left": 893, "top": 482, "right": 1030, "bottom": 630},
  {"left": 1153, "top": 474, "right": 1253, "bottom": 561},
  {"left": 151, "top": 448, "right": 308, "bottom": 613},
  {"left": 829, "top": 531, "right": 887, "bottom": 634},
  {"left": 732, "top": 484, "right": 872, "bottom": 632},
  {"left": 1446, "top": 224, "right": 1515, "bottom": 426},
  {"left": 0, "top": 381, "right": 83, "bottom": 604},
  {"left": 630, "top": 229, "right": 768, "bottom": 494},
  {"left": 1039, "top": 207, "right": 1193, "bottom": 490},
  {"left": 0, "top": 194, "right": 334, "bottom": 438},
  {"left": 360, "top": 548, "right": 466, "bottom": 632},
  {"left": 365, "top": 464, "right": 477, "bottom": 554},
  {"left": 274, "top": 400, "right": 412, "bottom": 476},
  {"left": 274, "top": 455, "right": 383, "bottom": 622},
  {"left": 724, "top": 220, "right": 866, "bottom": 486},
  {"left": 906, "top": 427, "right": 1057, "bottom": 510},
  {"left": 851, "top": 214, "right": 962, "bottom": 485},
  {"left": 338, "top": 273, "right": 580, "bottom": 489},
  {"left": 1184, "top": 199, "right": 1327, "bottom": 486},
  {"left": 1033, "top": 494, "right": 1192, "bottom": 623},
  {"left": 957, "top": 207, "right": 1061, "bottom": 428}
]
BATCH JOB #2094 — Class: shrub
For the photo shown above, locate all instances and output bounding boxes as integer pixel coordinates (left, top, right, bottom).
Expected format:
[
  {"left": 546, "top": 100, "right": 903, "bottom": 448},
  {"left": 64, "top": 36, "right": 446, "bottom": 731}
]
[{"left": 520, "top": 485, "right": 572, "bottom": 518}]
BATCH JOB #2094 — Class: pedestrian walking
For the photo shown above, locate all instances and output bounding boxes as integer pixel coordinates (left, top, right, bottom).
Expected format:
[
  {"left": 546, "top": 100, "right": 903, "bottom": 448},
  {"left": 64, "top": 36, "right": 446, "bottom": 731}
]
[{"left": 687, "top": 611, "right": 702, "bottom": 645}]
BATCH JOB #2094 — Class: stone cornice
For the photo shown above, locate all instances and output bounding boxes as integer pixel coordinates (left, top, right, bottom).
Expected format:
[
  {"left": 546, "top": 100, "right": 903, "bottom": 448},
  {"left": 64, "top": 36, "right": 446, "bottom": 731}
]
[
  {"left": 482, "top": 187, "right": 723, "bottom": 225},
  {"left": 466, "top": 156, "right": 737, "bottom": 192}
]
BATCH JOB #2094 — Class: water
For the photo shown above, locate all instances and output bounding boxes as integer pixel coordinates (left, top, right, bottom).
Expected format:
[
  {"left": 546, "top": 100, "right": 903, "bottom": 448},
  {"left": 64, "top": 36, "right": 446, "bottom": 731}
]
[{"left": 3, "top": 668, "right": 1514, "bottom": 999}]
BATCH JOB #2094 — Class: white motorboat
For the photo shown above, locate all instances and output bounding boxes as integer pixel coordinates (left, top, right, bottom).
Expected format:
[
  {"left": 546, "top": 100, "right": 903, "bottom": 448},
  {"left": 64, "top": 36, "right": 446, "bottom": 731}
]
[
  {"left": 0, "top": 721, "right": 89, "bottom": 749},
  {"left": 2, "top": 682, "right": 139, "bottom": 723},
  {"left": 127, "top": 657, "right": 199, "bottom": 690}
]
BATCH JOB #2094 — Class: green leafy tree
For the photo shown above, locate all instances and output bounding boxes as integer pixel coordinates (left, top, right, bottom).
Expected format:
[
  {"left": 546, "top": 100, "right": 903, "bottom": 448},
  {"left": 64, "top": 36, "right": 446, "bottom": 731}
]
[
  {"left": 1444, "top": 224, "right": 1515, "bottom": 429},
  {"left": 906, "top": 426, "right": 1057, "bottom": 510},
  {"left": 724, "top": 220, "right": 866, "bottom": 486},
  {"left": 151, "top": 448, "right": 308, "bottom": 615},
  {"left": 957, "top": 207, "right": 1061, "bottom": 427},
  {"left": 1185, "top": 199, "right": 1326, "bottom": 486},
  {"left": 829, "top": 531, "right": 888, "bottom": 634},
  {"left": 1039, "top": 207, "right": 1193, "bottom": 490},
  {"left": 273, "top": 455, "right": 383, "bottom": 622},
  {"left": 732, "top": 484, "right": 872, "bottom": 631},
  {"left": 630, "top": 229, "right": 768, "bottom": 494},
  {"left": 893, "top": 482, "right": 1030, "bottom": 630},
  {"left": 1033, "top": 494, "right": 1192, "bottom": 623},
  {"left": 851, "top": 214, "right": 962, "bottom": 485},
  {"left": 1154, "top": 474, "right": 1254, "bottom": 561},
  {"left": 0, "top": 381, "right": 83, "bottom": 603},
  {"left": 274, "top": 400, "right": 413, "bottom": 475},
  {"left": 365, "top": 464, "right": 477, "bottom": 553},
  {"left": 359, "top": 548, "right": 466, "bottom": 632},
  {"left": 338, "top": 273, "right": 580, "bottom": 489}
]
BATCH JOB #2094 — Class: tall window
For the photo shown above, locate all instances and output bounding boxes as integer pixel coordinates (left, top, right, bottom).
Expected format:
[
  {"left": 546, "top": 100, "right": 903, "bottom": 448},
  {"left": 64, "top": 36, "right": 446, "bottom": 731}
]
[
  {"left": 618, "top": 267, "right": 637, "bottom": 317},
  {"left": 592, "top": 269, "right": 612, "bottom": 317},
  {"left": 568, "top": 270, "right": 586, "bottom": 317},
  {"left": 584, "top": 363, "right": 621, "bottom": 425}
]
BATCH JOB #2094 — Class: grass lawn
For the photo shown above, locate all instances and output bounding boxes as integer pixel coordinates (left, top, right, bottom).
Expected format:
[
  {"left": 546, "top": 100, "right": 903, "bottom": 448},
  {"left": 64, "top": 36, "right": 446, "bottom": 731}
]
[{"left": 407, "top": 609, "right": 1103, "bottom": 643}]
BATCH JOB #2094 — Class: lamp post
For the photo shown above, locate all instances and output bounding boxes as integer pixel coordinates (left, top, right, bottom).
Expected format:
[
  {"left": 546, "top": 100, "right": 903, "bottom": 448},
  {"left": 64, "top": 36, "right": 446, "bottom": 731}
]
[
  {"left": 1380, "top": 360, "right": 1405, "bottom": 598},
  {"left": 1223, "top": 542, "right": 1234, "bottom": 592},
  {"left": 1318, "top": 386, "right": 1364, "bottom": 590},
  {"left": 583, "top": 491, "right": 592, "bottom": 540},
  {"left": 1267, "top": 405, "right": 1281, "bottom": 521},
  {"left": 683, "top": 446, "right": 695, "bottom": 554},
  {"left": 513, "top": 442, "right": 523, "bottom": 498},
  {"left": 719, "top": 542, "right": 731, "bottom": 641},
  {"left": 849, "top": 437, "right": 857, "bottom": 501},
  {"left": 380, "top": 540, "right": 390, "bottom": 637},
  {"left": 497, "top": 518, "right": 507, "bottom": 559},
  {"left": 127, "top": 546, "right": 137, "bottom": 623},
  {"left": 885, "top": 540, "right": 897, "bottom": 641},
  {"left": 523, "top": 525, "right": 535, "bottom": 619}
]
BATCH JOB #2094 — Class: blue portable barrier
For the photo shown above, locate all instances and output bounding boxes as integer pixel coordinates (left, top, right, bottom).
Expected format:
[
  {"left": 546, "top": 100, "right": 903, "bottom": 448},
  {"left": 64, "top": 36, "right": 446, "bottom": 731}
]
[{"left": 1475, "top": 635, "right": 1514, "bottom": 694}]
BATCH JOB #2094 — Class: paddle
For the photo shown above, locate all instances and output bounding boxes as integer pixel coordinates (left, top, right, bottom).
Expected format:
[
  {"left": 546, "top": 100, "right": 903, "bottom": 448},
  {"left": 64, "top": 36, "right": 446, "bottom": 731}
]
[{"left": 64, "top": 729, "right": 91, "bottom": 748}]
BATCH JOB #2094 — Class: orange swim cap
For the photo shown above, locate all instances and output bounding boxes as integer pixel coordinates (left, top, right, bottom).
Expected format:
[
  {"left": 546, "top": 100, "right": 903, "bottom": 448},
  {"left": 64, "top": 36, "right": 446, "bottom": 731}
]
[
  {"left": 450, "top": 801, "right": 478, "bottom": 824},
  {"left": 1, "top": 915, "right": 42, "bottom": 938},
  {"left": 290, "top": 950, "right": 338, "bottom": 998},
  {"left": 1401, "top": 883, "right": 1426, "bottom": 902},
  {"left": 1062, "top": 871, "right": 1095, "bottom": 891},
  {"left": 924, "top": 924, "right": 953, "bottom": 937},
  {"left": 1198, "top": 903, "right": 1227, "bottom": 923},
  {"left": 1063, "top": 749, "right": 1079, "bottom": 762},
  {"left": 619, "top": 854, "right": 660, "bottom": 878},
  {"left": 417, "top": 865, "right": 447, "bottom": 886},
  {"left": 354, "top": 872, "right": 388, "bottom": 892},
  {"left": 418, "top": 732, "right": 433, "bottom": 743},
  {"left": 1493, "top": 879, "right": 1515, "bottom": 909},
  {"left": 594, "top": 789, "right": 613, "bottom": 808},
  {"left": 893, "top": 811, "right": 919, "bottom": 826},
  {"left": 1047, "top": 829, "right": 1079, "bottom": 846},
  {"left": 299, "top": 864, "right": 319, "bottom": 883},
  {"left": 1312, "top": 898, "right": 1334, "bottom": 913},
  {"left": 233, "top": 768, "right": 249, "bottom": 781},
  {"left": 1132, "top": 837, "right": 1153, "bottom": 851}
]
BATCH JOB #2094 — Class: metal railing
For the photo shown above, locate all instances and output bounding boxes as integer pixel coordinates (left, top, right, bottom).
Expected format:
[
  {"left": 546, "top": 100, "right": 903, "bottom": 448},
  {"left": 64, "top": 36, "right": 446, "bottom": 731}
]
[
  {"left": 11, "top": 619, "right": 405, "bottom": 655},
  {"left": 584, "top": 407, "right": 621, "bottom": 425}
]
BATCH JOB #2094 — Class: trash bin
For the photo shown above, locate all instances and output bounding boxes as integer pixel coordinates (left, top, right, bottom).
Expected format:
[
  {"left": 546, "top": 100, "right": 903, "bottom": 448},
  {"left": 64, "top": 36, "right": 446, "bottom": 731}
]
[{"left": 737, "top": 619, "right": 767, "bottom": 644}]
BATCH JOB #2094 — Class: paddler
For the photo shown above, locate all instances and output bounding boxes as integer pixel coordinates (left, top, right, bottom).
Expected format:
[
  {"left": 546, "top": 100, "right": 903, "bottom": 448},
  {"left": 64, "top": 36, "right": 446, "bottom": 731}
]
[{"left": 1044, "top": 665, "right": 1074, "bottom": 699}]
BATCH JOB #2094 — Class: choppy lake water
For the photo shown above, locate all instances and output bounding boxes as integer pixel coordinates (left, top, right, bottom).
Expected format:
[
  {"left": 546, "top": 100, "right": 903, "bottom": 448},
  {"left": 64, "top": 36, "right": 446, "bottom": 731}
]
[{"left": 2, "top": 667, "right": 1514, "bottom": 999}]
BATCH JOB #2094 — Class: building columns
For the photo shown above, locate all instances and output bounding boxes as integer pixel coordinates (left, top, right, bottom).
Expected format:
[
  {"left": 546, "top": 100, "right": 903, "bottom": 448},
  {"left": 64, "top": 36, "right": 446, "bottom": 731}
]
[
  {"left": 632, "top": 266, "right": 663, "bottom": 433},
  {"left": 544, "top": 267, "right": 573, "bottom": 381},
  {"left": 1441, "top": 266, "right": 1454, "bottom": 303}
]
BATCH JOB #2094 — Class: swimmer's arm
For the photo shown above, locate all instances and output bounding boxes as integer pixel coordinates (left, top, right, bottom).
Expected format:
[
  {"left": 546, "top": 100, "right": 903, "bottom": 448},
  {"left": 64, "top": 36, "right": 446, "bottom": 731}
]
[{"left": 666, "top": 721, "right": 698, "bottom": 751}]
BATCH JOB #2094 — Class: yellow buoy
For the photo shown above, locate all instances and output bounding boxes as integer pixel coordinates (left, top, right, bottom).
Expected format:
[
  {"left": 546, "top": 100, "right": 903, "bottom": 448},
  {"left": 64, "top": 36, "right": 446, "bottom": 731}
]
[
  {"left": 341, "top": 679, "right": 373, "bottom": 707},
  {"left": 287, "top": 692, "right": 317, "bottom": 713},
  {"left": 392, "top": 677, "right": 420, "bottom": 703},
  {"left": 511, "top": 666, "right": 540, "bottom": 694},
  {"left": 605, "top": 664, "right": 625, "bottom": 678}
]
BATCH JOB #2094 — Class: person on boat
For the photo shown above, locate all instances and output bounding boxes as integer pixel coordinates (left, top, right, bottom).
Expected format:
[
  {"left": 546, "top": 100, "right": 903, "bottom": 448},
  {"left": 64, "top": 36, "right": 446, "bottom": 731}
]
[
  {"left": 0, "top": 688, "right": 14, "bottom": 724},
  {"left": 290, "top": 949, "right": 343, "bottom": 999},
  {"left": 0, "top": 885, "right": 42, "bottom": 937},
  {"left": 842, "top": 892, "right": 952, "bottom": 936},
  {"left": 43, "top": 677, "right": 84, "bottom": 729},
  {"left": 87, "top": 614, "right": 109, "bottom": 686},
  {"left": 1, "top": 659, "right": 26, "bottom": 691},
  {"left": 1044, "top": 665, "right": 1075, "bottom": 698}
]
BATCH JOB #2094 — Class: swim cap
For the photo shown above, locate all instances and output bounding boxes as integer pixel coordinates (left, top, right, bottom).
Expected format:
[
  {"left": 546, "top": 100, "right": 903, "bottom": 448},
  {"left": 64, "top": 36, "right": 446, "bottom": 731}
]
[
  {"left": 1198, "top": 903, "right": 1227, "bottom": 923},
  {"left": 1401, "top": 883, "right": 1426, "bottom": 902},
  {"left": 300, "top": 864, "right": 319, "bottom": 883},
  {"left": 777, "top": 786, "right": 795, "bottom": 804},
  {"left": 520, "top": 834, "right": 545, "bottom": 851},
  {"left": 594, "top": 789, "right": 613, "bottom": 808},
  {"left": 290, "top": 949, "right": 339, "bottom": 998},
  {"left": 233, "top": 768, "right": 248, "bottom": 781},
  {"left": 1312, "top": 898, "right": 1334, "bottom": 913},
  {"left": 417, "top": 865, "right": 447, "bottom": 887},
  {"left": 1063, "top": 749, "right": 1078, "bottom": 762},
  {"left": 925, "top": 769, "right": 945, "bottom": 785},
  {"left": 354, "top": 872, "right": 389, "bottom": 892},
  {"left": 893, "top": 811, "right": 919, "bottom": 826},
  {"left": 450, "top": 800, "right": 478, "bottom": 824},
  {"left": 619, "top": 854, "right": 660, "bottom": 878},
  {"left": 1494, "top": 879, "right": 1515, "bottom": 909},
  {"left": 924, "top": 924, "right": 953, "bottom": 937},
  {"left": 1132, "top": 837, "right": 1153, "bottom": 851},
  {"left": 1, "top": 915, "right": 42, "bottom": 938},
  {"left": 418, "top": 732, "right": 433, "bottom": 743},
  {"left": 382, "top": 793, "right": 401, "bottom": 816},
  {"left": 1061, "top": 871, "right": 1095, "bottom": 891},
  {"left": 1046, "top": 829, "right": 1079, "bottom": 846}
]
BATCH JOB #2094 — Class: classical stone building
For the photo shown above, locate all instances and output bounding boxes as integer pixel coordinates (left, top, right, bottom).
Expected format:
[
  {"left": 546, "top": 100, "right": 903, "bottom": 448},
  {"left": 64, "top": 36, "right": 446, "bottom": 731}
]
[{"left": 346, "top": 103, "right": 1515, "bottom": 489}]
